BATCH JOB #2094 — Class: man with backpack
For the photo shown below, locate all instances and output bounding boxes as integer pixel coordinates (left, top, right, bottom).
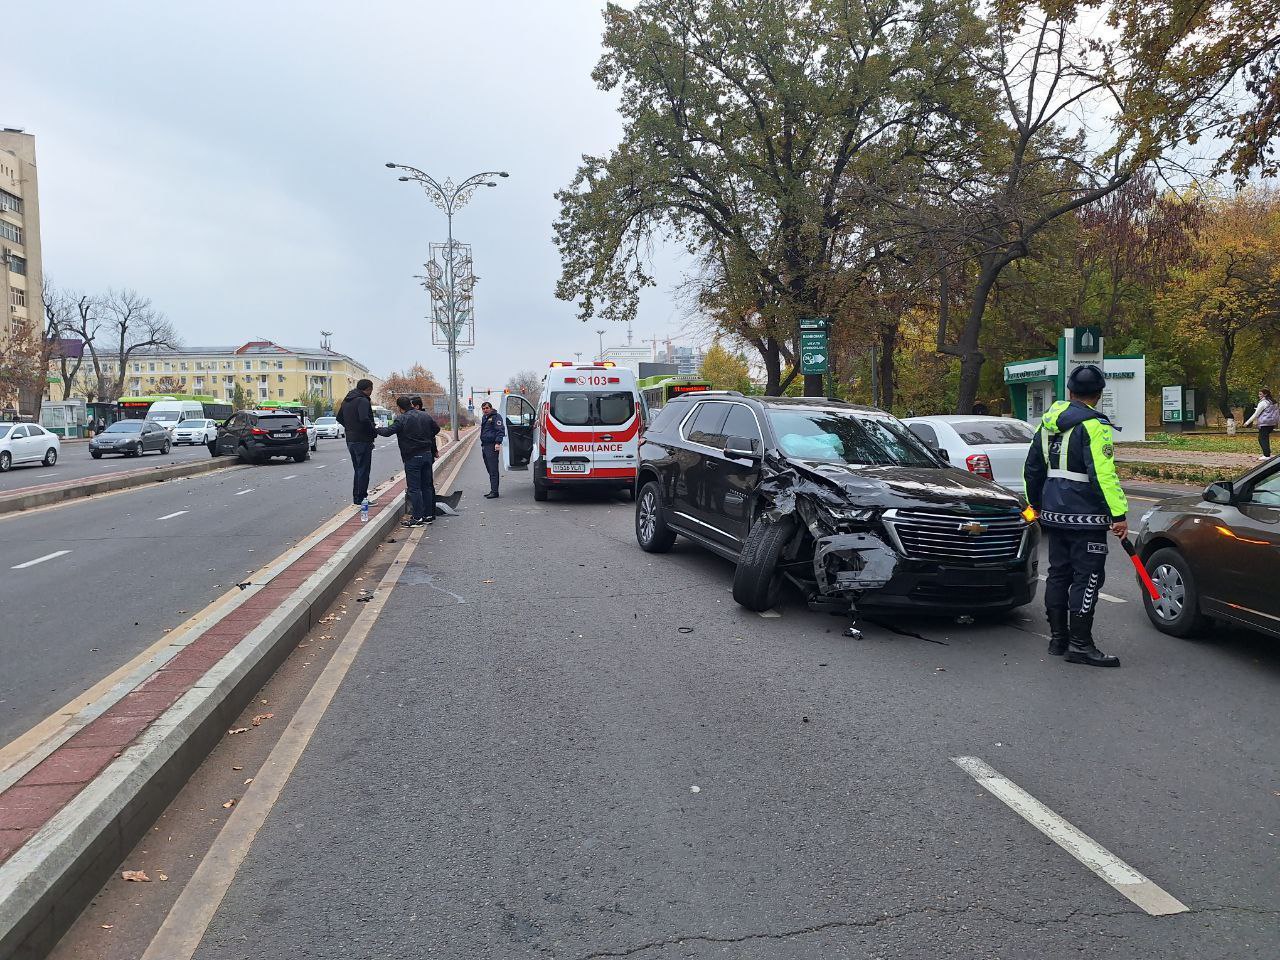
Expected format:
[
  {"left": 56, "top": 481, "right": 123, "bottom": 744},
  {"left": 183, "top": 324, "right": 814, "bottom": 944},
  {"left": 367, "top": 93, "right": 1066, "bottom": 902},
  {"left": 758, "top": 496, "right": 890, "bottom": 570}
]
[{"left": 337, "top": 379, "right": 377, "bottom": 511}]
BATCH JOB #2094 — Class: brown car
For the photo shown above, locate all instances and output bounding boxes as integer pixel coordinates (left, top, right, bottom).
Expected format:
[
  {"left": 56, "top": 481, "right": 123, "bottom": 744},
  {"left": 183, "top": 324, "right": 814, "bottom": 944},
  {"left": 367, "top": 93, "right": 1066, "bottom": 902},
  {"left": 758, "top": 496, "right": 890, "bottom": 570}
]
[{"left": 1135, "top": 460, "right": 1280, "bottom": 639}]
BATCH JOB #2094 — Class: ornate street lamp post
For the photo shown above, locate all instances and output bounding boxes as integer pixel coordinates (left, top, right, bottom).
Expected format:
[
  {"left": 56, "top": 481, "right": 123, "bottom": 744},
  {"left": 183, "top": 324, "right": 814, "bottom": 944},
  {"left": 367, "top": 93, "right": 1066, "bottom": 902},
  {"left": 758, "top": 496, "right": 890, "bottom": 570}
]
[{"left": 385, "top": 162, "right": 509, "bottom": 441}]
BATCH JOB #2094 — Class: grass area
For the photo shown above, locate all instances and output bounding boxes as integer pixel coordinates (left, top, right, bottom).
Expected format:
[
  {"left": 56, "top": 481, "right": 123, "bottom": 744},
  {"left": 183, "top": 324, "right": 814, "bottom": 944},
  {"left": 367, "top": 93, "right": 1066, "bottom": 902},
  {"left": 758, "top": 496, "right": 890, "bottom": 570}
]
[
  {"left": 1118, "top": 432, "right": 1261, "bottom": 454},
  {"left": 1117, "top": 461, "right": 1234, "bottom": 487}
]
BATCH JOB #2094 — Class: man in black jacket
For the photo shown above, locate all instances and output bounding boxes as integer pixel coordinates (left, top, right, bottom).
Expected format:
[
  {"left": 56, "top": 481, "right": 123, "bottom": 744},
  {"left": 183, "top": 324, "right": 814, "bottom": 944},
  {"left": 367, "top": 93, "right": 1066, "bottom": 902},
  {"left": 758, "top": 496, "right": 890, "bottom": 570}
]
[
  {"left": 337, "top": 379, "right": 376, "bottom": 508},
  {"left": 378, "top": 396, "right": 441, "bottom": 525},
  {"left": 479, "top": 401, "right": 505, "bottom": 498}
]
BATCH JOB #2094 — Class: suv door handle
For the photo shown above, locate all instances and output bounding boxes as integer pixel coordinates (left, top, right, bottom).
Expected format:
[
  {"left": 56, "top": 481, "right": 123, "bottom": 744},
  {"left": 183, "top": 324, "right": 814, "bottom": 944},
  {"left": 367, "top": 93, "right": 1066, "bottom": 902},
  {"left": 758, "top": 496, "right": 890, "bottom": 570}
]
[{"left": 600, "top": 434, "right": 613, "bottom": 441}]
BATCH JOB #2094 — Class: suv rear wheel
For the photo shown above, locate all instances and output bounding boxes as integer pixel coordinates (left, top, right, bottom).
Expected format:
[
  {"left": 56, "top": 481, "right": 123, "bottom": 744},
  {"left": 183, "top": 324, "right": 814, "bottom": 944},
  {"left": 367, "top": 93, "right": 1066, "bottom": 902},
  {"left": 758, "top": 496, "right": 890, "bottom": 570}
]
[
  {"left": 635, "top": 481, "right": 676, "bottom": 552},
  {"left": 733, "top": 516, "right": 794, "bottom": 612}
]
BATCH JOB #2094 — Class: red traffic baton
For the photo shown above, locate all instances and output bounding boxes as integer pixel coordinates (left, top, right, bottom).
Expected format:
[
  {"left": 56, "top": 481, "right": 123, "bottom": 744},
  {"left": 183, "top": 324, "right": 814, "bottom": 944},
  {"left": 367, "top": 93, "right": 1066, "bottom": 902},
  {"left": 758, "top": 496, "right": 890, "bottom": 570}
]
[{"left": 1120, "top": 537, "right": 1160, "bottom": 601}]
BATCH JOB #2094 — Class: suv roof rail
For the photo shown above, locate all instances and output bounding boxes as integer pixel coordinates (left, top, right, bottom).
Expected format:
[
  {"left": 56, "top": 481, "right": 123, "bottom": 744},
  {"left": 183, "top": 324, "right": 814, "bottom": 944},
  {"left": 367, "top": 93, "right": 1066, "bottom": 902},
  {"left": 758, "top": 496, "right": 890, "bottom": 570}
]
[{"left": 693, "top": 389, "right": 744, "bottom": 397}]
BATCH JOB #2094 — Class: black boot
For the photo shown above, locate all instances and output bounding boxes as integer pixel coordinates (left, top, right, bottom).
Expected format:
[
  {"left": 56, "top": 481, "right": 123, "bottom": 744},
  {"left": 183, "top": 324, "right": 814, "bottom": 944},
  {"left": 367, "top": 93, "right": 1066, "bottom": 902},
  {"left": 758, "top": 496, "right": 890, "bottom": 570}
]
[
  {"left": 1064, "top": 611, "right": 1120, "bottom": 667},
  {"left": 1047, "top": 608, "right": 1069, "bottom": 656}
]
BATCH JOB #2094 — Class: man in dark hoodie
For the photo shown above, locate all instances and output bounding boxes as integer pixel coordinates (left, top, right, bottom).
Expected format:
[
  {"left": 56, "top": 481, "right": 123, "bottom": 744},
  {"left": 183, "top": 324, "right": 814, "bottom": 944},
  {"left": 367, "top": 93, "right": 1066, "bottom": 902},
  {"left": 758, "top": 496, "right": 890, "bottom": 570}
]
[
  {"left": 337, "top": 378, "right": 377, "bottom": 509},
  {"left": 378, "top": 395, "right": 440, "bottom": 526},
  {"left": 1024, "top": 364, "right": 1128, "bottom": 668}
]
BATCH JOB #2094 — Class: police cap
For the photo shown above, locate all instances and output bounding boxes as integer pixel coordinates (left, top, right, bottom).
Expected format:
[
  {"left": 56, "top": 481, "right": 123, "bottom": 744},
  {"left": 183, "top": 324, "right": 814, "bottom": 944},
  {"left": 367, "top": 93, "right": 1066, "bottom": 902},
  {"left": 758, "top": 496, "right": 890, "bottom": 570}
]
[{"left": 1067, "top": 363, "right": 1106, "bottom": 395}]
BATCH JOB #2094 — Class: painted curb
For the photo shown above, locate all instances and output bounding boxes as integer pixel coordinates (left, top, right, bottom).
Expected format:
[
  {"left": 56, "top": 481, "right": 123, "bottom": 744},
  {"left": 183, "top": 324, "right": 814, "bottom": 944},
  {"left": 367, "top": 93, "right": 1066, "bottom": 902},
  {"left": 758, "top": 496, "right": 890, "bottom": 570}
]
[
  {"left": 0, "top": 456, "right": 241, "bottom": 516},
  {"left": 0, "top": 431, "right": 476, "bottom": 959}
]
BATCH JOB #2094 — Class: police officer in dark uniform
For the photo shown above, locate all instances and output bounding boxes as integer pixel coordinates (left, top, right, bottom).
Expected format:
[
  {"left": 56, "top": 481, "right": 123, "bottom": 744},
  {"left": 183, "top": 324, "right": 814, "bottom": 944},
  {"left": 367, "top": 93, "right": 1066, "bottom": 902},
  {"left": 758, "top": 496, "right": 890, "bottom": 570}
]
[
  {"left": 1023, "top": 364, "right": 1127, "bottom": 667},
  {"left": 479, "top": 401, "right": 505, "bottom": 499}
]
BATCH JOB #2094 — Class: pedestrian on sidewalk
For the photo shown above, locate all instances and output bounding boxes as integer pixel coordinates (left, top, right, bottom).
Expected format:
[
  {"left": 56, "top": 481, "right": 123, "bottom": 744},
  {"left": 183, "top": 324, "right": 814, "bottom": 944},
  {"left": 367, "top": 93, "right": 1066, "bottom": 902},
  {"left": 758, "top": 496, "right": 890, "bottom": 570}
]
[
  {"left": 479, "top": 401, "right": 504, "bottom": 499},
  {"left": 378, "top": 395, "right": 440, "bottom": 526},
  {"left": 1023, "top": 364, "right": 1127, "bottom": 668},
  {"left": 337, "top": 378, "right": 377, "bottom": 511},
  {"left": 1243, "top": 388, "right": 1277, "bottom": 460}
]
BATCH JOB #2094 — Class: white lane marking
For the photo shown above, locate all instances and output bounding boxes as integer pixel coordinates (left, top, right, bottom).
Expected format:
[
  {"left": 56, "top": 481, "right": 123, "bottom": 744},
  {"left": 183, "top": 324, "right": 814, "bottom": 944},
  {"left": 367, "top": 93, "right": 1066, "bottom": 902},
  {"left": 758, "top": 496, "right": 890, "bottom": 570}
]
[
  {"left": 314, "top": 463, "right": 328, "bottom": 469},
  {"left": 156, "top": 510, "right": 189, "bottom": 520},
  {"left": 1128, "top": 496, "right": 1158, "bottom": 502},
  {"left": 952, "top": 757, "right": 1187, "bottom": 916},
  {"left": 281, "top": 474, "right": 298, "bottom": 480},
  {"left": 234, "top": 488, "right": 255, "bottom": 496},
  {"left": 12, "top": 550, "right": 72, "bottom": 569},
  {"left": 1036, "top": 574, "right": 1127, "bottom": 603}
]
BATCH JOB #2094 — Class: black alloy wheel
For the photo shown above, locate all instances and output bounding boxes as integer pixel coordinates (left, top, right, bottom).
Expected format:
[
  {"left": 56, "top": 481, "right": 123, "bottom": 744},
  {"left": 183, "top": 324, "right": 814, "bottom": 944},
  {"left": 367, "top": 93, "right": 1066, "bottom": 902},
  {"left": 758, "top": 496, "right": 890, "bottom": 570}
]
[{"left": 635, "top": 481, "right": 676, "bottom": 553}]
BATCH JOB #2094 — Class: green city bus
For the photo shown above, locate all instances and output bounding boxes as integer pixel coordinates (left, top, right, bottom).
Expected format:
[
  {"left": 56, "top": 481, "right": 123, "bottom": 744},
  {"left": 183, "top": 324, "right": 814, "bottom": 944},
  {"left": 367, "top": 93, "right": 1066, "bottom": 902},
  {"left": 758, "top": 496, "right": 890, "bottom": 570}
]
[
  {"left": 117, "top": 394, "right": 232, "bottom": 421},
  {"left": 637, "top": 376, "right": 712, "bottom": 411}
]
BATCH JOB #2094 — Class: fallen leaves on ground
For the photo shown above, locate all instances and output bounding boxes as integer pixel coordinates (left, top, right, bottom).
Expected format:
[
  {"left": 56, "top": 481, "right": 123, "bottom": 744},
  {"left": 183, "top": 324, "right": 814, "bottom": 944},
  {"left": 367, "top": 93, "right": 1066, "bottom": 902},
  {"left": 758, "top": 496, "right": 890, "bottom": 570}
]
[
  {"left": 482, "top": 579, "right": 495, "bottom": 584},
  {"left": 222, "top": 799, "right": 236, "bottom": 809},
  {"left": 158, "top": 873, "right": 169, "bottom": 881},
  {"left": 251, "top": 713, "right": 274, "bottom": 726},
  {"left": 100, "top": 924, "right": 114, "bottom": 929},
  {"left": 227, "top": 727, "right": 249, "bottom": 736},
  {"left": 121, "top": 870, "right": 151, "bottom": 882}
]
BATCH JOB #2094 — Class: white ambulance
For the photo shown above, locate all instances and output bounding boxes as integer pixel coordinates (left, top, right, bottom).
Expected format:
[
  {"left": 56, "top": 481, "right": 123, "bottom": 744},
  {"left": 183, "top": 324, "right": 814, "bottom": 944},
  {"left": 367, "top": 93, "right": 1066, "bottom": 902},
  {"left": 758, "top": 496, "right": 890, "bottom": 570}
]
[{"left": 501, "top": 361, "right": 644, "bottom": 502}]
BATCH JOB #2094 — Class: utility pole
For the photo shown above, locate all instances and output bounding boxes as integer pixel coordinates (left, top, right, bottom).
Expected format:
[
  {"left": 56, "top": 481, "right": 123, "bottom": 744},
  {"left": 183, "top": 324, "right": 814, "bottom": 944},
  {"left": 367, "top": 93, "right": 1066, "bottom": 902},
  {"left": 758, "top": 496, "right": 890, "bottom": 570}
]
[{"left": 386, "top": 162, "right": 509, "bottom": 441}]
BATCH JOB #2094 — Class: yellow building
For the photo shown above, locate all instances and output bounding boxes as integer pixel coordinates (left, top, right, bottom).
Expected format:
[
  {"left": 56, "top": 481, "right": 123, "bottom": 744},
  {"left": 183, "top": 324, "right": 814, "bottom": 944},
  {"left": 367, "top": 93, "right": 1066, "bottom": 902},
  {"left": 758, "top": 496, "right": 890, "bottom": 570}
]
[
  {"left": 0, "top": 128, "right": 43, "bottom": 344},
  {"left": 66, "top": 340, "right": 378, "bottom": 409}
]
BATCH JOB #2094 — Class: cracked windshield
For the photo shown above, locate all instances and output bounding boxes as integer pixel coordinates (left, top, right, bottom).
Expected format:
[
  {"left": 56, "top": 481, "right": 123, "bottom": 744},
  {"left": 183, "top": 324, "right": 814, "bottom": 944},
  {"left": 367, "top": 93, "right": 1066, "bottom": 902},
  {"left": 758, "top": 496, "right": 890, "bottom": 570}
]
[{"left": 1, "top": 1, "right": 1277, "bottom": 958}]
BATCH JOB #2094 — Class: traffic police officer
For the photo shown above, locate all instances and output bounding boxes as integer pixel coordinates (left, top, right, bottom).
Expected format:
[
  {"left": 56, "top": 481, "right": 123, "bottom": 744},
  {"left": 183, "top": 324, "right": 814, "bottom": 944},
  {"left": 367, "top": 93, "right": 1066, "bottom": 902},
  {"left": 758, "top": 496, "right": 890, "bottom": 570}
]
[{"left": 1023, "top": 364, "right": 1127, "bottom": 667}]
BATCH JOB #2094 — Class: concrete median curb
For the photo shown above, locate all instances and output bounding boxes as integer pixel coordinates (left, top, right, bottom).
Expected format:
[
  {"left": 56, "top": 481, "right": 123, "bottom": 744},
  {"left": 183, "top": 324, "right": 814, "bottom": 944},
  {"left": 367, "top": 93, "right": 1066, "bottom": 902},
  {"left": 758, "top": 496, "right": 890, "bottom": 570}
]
[
  {"left": 0, "top": 455, "right": 241, "bottom": 516},
  {"left": 0, "top": 429, "right": 477, "bottom": 959}
]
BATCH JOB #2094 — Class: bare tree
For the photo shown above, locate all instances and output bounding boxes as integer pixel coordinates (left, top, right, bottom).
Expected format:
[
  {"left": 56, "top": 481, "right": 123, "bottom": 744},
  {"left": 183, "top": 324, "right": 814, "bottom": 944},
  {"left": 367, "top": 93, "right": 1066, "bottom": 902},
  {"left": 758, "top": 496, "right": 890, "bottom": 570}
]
[
  {"left": 504, "top": 370, "right": 543, "bottom": 401},
  {"left": 100, "top": 288, "right": 179, "bottom": 401},
  {"left": 42, "top": 279, "right": 87, "bottom": 400}
]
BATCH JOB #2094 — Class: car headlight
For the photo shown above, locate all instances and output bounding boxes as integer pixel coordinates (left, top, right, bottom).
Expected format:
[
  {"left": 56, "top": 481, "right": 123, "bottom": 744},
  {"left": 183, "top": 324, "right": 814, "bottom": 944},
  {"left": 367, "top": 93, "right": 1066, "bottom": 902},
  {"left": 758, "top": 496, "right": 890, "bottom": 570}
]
[{"left": 824, "top": 506, "right": 876, "bottom": 524}]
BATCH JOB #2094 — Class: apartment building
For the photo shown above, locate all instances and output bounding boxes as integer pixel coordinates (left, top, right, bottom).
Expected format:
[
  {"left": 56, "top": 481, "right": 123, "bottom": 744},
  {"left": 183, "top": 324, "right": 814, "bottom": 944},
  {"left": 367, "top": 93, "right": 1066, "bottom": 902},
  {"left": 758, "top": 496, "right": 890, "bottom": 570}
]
[
  {"left": 0, "top": 129, "right": 44, "bottom": 343},
  {"left": 66, "top": 340, "right": 378, "bottom": 408}
]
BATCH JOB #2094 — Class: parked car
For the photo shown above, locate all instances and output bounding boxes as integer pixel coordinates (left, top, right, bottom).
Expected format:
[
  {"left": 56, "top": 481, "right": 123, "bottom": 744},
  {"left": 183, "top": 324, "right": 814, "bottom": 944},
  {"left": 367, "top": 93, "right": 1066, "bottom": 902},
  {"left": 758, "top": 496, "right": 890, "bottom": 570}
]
[
  {"left": 209, "top": 410, "right": 309, "bottom": 464},
  {"left": 1135, "top": 460, "right": 1280, "bottom": 640},
  {"left": 313, "top": 416, "right": 344, "bottom": 440},
  {"left": 89, "top": 420, "right": 171, "bottom": 458},
  {"left": 303, "top": 417, "right": 319, "bottom": 451},
  {"left": 0, "top": 423, "right": 60, "bottom": 472},
  {"left": 173, "top": 418, "right": 218, "bottom": 445},
  {"left": 635, "top": 394, "right": 1039, "bottom": 616},
  {"left": 903, "top": 415, "right": 1035, "bottom": 490}
]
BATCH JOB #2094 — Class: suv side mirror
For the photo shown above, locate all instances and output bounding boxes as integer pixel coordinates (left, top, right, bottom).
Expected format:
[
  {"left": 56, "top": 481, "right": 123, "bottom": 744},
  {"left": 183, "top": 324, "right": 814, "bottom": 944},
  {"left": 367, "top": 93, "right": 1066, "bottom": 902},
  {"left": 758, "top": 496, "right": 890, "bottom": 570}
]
[
  {"left": 935, "top": 447, "right": 950, "bottom": 463},
  {"left": 1204, "top": 480, "right": 1235, "bottom": 504},
  {"left": 724, "top": 436, "right": 761, "bottom": 461}
]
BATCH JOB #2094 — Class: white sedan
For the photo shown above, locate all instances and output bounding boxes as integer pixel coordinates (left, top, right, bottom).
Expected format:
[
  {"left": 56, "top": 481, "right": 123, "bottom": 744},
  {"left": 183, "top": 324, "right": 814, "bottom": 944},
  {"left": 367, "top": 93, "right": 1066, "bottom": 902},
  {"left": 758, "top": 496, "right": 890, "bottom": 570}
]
[
  {"left": 902, "top": 415, "right": 1035, "bottom": 490},
  {"left": 313, "top": 416, "right": 345, "bottom": 439},
  {"left": 0, "top": 422, "right": 61, "bottom": 472},
  {"left": 173, "top": 419, "right": 218, "bottom": 445}
]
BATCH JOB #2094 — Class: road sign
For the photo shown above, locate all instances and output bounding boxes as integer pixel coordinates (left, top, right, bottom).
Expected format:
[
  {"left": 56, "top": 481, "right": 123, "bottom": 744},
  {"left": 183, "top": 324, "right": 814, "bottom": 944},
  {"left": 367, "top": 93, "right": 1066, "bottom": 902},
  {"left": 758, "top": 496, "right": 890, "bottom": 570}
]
[
  {"left": 799, "top": 316, "right": 828, "bottom": 331},
  {"left": 800, "top": 328, "right": 829, "bottom": 375}
]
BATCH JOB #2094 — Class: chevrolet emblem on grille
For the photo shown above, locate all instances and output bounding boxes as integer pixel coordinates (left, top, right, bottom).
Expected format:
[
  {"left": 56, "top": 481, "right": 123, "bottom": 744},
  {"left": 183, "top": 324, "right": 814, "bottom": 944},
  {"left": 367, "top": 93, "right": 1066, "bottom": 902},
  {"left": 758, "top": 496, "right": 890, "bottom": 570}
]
[{"left": 957, "top": 521, "right": 988, "bottom": 536}]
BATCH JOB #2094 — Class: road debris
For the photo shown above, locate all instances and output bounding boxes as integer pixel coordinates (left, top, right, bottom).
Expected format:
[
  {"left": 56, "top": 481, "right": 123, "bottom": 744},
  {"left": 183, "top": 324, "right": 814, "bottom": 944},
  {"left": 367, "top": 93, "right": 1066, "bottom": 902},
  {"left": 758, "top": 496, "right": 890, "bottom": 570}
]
[
  {"left": 251, "top": 713, "right": 274, "bottom": 726},
  {"left": 121, "top": 870, "right": 151, "bottom": 882},
  {"left": 222, "top": 799, "right": 236, "bottom": 809},
  {"left": 227, "top": 727, "right": 249, "bottom": 736},
  {"left": 690, "top": 785, "right": 701, "bottom": 793}
]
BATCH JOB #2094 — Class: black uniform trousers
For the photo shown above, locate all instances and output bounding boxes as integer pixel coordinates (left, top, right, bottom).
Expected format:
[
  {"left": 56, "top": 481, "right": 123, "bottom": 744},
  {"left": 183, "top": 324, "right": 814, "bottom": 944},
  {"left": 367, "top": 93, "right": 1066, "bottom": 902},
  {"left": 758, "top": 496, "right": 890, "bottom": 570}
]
[
  {"left": 1044, "top": 526, "right": 1109, "bottom": 615},
  {"left": 482, "top": 445, "right": 501, "bottom": 494}
]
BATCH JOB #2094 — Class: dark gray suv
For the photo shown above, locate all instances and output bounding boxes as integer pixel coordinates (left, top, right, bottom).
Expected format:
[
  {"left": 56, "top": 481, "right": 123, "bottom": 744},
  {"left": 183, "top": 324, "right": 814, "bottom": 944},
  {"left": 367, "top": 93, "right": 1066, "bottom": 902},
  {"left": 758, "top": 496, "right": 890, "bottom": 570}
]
[{"left": 634, "top": 394, "right": 1039, "bottom": 616}]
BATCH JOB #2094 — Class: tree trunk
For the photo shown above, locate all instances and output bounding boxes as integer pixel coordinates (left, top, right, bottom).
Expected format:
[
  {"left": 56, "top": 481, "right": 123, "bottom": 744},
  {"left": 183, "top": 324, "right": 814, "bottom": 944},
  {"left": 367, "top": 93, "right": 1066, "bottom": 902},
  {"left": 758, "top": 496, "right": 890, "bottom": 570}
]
[
  {"left": 878, "top": 321, "right": 898, "bottom": 412},
  {"left": 1216, "top": 331, "right": 1235, "bottom": 420},
  {"left": 954, "top": 261, "right": 999, "bottom": 414}
]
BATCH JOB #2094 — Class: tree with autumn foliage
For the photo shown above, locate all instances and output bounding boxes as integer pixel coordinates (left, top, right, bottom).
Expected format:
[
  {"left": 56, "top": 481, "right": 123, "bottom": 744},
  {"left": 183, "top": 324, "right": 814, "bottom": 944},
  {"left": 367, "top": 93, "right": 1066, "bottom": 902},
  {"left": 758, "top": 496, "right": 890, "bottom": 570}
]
[
  {"left": 1156, "top": 189, "right": 1280, "bottom": 420},
  {"left": 698, "top": 341, "right": 752, "bottom": 393},
  {"left": 378, "top": 363, "right": 444, "bottom": 407}
]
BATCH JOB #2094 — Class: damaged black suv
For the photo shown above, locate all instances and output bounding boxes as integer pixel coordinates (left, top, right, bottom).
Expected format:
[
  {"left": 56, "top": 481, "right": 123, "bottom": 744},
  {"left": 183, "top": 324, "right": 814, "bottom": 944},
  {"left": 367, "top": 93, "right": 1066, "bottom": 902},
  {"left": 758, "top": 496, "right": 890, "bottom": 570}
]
[{"left": 634, "top": 394, "right": 1039, "bottom": 616}]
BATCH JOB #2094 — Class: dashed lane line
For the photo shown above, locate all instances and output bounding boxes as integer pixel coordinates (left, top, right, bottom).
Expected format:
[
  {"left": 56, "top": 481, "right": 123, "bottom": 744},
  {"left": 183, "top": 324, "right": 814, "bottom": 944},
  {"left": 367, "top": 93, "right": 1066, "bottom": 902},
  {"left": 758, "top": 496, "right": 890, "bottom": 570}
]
[
  {"left": 280, "top": 475, "right": 298, "bottom": 480},
  {"left": 233, "top": 488, "right": 255, "bottom": 496},
  {"left": 314, "top": 463, "right": 328, "bottom": 469},
  {"left": 952, "top": 756, "right": 1187, "bottom": 916},
  {"left": 11, "top": 550, "right": 72, "bottom": 569},
  {"left": 156, "top": 510, "right": 189, "bottom": 520},
  {"left": 1036, "top": 574, "right": 1127, "bottom": 603}
]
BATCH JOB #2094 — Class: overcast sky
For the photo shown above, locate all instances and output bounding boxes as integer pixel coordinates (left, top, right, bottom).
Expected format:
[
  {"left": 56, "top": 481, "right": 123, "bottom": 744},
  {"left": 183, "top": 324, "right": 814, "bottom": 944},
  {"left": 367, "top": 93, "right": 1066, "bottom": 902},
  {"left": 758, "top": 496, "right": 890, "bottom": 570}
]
[{"left": 10, "top": 0, "right": 693, "bottom": 395}]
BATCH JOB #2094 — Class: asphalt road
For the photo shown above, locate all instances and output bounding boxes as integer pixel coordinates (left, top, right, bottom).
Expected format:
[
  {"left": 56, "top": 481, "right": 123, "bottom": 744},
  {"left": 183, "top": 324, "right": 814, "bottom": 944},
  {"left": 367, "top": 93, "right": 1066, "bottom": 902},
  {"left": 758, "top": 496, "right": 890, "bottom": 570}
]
[
  {"left": 0, "top": 437, "right": 402, "bottom": 746},
  {"left": 0, "top": 439, "right": 213, "bottom": 494},
  {"left": 131, "top": 452, "right": 1277, "bottom": 960}
]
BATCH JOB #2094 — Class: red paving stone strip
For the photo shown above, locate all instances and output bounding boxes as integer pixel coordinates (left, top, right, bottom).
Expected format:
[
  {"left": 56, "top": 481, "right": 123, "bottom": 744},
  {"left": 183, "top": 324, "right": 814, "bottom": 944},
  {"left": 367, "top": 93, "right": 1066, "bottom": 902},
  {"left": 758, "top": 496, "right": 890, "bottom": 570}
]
[{"left": 0, "top": 472, "right": 412, "bottom": 868}]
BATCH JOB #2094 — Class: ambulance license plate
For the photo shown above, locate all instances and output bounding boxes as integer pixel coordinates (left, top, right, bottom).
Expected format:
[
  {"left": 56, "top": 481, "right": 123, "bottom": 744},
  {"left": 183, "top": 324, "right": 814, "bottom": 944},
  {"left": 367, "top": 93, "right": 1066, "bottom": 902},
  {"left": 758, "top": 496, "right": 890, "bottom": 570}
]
[{"left": 554, "top": 462, "right": 588, "bottom": 473}]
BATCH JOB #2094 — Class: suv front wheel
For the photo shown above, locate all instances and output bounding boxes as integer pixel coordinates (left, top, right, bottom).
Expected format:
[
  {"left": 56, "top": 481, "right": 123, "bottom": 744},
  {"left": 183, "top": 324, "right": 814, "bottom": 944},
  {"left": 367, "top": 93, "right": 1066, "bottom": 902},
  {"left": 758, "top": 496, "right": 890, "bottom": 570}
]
[
  {"left": 635, "top": 481, "right": 676, "bottom": 552},
  {"left": 732, "top": 515, "right": 795, "bottom": 612}
]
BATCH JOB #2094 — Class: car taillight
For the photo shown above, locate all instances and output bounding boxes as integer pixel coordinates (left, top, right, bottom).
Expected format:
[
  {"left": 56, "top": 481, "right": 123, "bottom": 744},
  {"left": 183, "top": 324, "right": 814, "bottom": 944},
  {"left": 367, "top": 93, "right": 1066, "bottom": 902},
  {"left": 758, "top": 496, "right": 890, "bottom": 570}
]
[
  {"left": 966, "top": 453, "right": 993, "bottom": 480},
  {"left": 251, "top": 427, "right": 268, "bottom": 436}
]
